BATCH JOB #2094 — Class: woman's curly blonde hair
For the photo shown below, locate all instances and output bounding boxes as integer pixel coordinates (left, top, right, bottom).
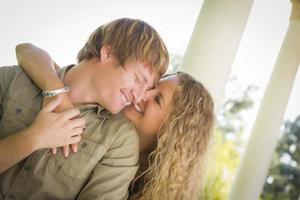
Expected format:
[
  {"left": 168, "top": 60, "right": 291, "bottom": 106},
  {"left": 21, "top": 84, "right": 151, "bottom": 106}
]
[{"left": 130, "top": 71, "right": 215, "bottom": 200}]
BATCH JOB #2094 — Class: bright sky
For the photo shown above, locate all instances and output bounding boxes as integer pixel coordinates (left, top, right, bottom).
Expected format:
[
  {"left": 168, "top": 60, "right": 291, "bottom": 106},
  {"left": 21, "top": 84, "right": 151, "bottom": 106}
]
[{"left": 0, "top": 0, "right": 298, "bottom": 123}]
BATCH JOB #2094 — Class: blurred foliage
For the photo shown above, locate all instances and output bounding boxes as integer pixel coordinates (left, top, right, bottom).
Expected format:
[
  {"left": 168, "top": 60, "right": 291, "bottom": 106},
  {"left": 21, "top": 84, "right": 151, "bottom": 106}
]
[
  {"left": 200, "top": 130, "right": 241, "bottom": 200},
  {"left": 261, "top": 116, "right": 300, "bottom": 200}
]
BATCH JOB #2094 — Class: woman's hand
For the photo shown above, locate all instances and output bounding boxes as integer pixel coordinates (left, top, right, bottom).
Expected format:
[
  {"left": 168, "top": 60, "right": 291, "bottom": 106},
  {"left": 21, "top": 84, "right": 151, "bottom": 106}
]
[
  {"left": 16, "top": 43, "right": 81, "bottom": 157},
  {"left": 43, "top": 93, "right": 80, "bottom": 157},
  {"left": 29, "top": 96, "right": 85, "bottom": 150}
]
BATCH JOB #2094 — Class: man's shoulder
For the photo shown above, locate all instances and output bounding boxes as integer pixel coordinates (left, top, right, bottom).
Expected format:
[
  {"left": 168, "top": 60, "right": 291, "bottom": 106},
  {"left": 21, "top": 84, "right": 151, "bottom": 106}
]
[
  {"left": 102, "top": 113, "right": 139, "bottom": 163},
  {"left": 80, "top": 110, "right": 139, "bottom": 163},
  {"left": 102, "top": 112, "right": 138, "bottom": 146},
  {"left": 0, "top": 65, "right": 21, "bottom": 72},
  {"left": 0, "top": 65, "right": 37, "bottom": 88},
  {"left": 80, "top": 107, "right": 138, "bottom": 148},
  {"left": 0, "top": 65, "right": 42, "bottom": 108},
  {"left": 0, "top": 65, "right": 21, "bottom": 90},
  {"left": 110, "top": 113, "right": 136, "bottom": 133},
  {"left": 0, "top": 65, "right": 42, "bottom": 134}
]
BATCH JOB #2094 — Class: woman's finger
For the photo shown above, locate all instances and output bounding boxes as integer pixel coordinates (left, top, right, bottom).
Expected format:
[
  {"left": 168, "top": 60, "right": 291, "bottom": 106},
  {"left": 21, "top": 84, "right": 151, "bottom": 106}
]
[
  {"left": 61, "top": 108, "right": 80, "bottom": 120},
  {"left": 70, "top": 135, "right": 81, "bottom": 144},
  {"left": 68, "top": 118, "right": 86, "bottom": 129},
  {"left": 71, "top": 143, "right": 78, "bottom": 153},
  {"left": 69, "top": 127, "right": 84, "bottom": 137},
  {"left": 62, "top": 145, "right": 70, "bottom": 157},
  {"left": 51, "top": 148, "right": 57, "bottom": 155}
]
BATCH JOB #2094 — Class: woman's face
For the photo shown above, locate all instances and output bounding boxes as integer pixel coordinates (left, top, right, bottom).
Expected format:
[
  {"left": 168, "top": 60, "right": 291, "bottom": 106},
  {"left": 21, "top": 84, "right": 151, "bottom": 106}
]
[{"left": 123, "top": 74, "right": 179, "bottom": 137}]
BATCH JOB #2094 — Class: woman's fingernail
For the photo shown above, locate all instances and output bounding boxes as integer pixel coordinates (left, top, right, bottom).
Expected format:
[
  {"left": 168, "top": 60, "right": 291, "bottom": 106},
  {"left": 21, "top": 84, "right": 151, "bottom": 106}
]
[{"left": 64, "top": 152, "right": 69, "bottom": 158}]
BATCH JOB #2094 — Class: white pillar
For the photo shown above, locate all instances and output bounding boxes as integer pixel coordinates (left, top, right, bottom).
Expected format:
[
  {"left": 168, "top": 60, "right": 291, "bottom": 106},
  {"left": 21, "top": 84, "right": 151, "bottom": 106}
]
[
  {"left": 229, "top": 1, "right": 300, "bottom": 200},
  {"left": 180, "top": 0, "right": 254, "bottom": 109}
]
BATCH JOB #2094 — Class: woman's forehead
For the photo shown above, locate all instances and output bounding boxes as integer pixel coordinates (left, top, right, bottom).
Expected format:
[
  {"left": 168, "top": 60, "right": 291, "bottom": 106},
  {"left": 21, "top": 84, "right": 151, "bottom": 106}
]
[
  {"left": 159, "top": 74, "right": 179, "bottom": 84},
  {"left": 157, "top": 75, "right": 179, "bottom": 101}
]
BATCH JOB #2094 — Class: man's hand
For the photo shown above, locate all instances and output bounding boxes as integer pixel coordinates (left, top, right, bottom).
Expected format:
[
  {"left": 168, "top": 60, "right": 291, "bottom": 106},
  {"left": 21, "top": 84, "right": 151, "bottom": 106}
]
[{"left": 29, "top": 96, "right": 85, "bottom": 150}]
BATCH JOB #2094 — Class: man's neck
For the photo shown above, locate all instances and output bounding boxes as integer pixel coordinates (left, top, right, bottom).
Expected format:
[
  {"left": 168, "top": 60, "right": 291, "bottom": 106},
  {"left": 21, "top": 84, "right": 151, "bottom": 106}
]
[{"left": 63, "top": 59, "right": 99, "bottom": 105}]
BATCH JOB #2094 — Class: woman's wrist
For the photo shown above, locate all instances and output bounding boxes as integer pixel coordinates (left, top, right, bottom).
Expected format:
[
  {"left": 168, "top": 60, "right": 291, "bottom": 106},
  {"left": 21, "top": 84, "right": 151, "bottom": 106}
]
[
  {"left": 42, "top": 86, "right": 70, "bottom": 98},
  {"left": 21, "top": 126, "right": 43, "bottom": 152},
  {"left": 44, "top": 81, "right": 65, "bottom": 91},
  {"left": 56, "top": 93, "right": 74, "bottom": 111},
  {"left": 43, "top": 93, "right": 73, "bottom": 113}
]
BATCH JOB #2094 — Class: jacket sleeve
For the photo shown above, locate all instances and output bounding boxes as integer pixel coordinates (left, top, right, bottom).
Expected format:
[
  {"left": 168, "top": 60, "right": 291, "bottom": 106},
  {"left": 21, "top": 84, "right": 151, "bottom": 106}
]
[{"left": 76, "top": 124, "right": 139, "bottom": 200}]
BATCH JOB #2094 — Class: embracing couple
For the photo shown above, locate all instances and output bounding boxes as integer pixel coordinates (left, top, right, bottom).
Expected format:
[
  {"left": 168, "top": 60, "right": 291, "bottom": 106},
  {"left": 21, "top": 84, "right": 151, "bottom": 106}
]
[{"left": 0, "top": 18, "right": 214, "bottom": 200}]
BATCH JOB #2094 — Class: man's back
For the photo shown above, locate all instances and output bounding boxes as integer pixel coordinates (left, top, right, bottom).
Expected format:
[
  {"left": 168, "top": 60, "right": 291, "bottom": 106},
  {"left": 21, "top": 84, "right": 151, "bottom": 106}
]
[{"left": 0, "top": 66, "right": 139, "bottom": 200}]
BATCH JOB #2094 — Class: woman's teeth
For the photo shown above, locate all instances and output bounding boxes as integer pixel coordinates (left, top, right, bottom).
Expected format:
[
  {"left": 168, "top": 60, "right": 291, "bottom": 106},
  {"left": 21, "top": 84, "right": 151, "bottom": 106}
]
[
  {"left": 122, "top": 94, "right": 131, "bottom": 106},
  {"left": 134, "top": 103, "right": 142, "bottom": 113}
]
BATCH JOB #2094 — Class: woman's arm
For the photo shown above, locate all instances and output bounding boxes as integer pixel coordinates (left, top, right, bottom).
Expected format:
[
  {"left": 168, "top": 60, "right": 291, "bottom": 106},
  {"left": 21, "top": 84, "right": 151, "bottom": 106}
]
[
  {"left": 16, "top": 43, "right": 78, "bottom": 156},
  {"left": 15, "top": 43, "right": 75, "bottom": 111},
  {"left": 0, "top": 96, "right": 84, "bottom": 173},
  {"left": 16, "top": 43, "right": 64, "bottom": 90}
]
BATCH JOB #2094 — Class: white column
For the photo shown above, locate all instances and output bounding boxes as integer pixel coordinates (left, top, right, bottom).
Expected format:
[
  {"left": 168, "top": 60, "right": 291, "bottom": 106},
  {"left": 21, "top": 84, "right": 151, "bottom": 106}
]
[
  {"left": 180, "top": 0, "right": 254, "bottom": 109},
  {"left": 229, "top": 1, "right": 300, "bottom": 200}
]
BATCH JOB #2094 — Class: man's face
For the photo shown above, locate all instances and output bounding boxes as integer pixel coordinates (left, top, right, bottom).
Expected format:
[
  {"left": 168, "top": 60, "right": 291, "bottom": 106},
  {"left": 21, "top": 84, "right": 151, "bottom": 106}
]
[
  {"left": 123, "top": 75, "right": 179, "bottom": 136},
  {"left": 97, "top": 60, "right": 157, "bottom": 114}
]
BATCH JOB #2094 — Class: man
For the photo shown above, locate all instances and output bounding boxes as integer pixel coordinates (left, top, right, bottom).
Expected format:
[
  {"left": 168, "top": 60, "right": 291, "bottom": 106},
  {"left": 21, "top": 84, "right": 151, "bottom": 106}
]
[{"left": 0, "top": 18, "right": 169, "bottom": 199}]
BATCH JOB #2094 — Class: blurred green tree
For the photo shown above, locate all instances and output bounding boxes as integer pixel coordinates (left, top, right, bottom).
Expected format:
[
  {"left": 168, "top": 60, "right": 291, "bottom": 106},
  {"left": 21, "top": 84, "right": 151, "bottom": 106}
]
[{"left": 261, "top": 116, "right": 300, "bottom": 200}]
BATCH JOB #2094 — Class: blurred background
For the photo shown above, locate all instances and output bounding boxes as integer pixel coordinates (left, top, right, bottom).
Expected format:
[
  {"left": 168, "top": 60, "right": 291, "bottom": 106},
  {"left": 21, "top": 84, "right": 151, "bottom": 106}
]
[{"left": 0, "top": 0, "right": 299, "bottom": 199}]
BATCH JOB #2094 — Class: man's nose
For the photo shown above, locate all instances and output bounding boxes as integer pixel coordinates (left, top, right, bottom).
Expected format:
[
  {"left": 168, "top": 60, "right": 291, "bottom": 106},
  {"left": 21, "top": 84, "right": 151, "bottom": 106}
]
[
  {"left": 133, "top": 84, "right": 149, "bottom": 103},
  {"left": 142, "top": 89, "right": 156, "bottom": 101}
]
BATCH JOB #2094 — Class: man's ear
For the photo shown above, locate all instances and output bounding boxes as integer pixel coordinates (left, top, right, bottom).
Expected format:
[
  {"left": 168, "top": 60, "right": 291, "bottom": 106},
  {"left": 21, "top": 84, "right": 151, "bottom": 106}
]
[{"left": 100, "top": 45, "right": 112, "bottom": 62}]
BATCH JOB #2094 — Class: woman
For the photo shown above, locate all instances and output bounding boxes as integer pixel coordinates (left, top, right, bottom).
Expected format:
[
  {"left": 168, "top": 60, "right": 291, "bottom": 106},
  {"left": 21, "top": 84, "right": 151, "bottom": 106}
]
[{"left": 16, "top": 44, "right": 214, "bottom": 200}]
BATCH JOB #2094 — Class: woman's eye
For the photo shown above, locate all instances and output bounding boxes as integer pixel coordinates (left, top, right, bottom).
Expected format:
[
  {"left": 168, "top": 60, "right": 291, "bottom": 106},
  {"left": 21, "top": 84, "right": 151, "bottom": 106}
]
[{"left": 155, "top": 95, "right": 161, "bottom": 105}]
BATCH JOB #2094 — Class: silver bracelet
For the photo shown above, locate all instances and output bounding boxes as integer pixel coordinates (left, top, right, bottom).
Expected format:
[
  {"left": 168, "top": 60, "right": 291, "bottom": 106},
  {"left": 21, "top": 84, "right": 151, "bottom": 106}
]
[{"left": 42, "top": 86, "right": 70, "bottom": 97}]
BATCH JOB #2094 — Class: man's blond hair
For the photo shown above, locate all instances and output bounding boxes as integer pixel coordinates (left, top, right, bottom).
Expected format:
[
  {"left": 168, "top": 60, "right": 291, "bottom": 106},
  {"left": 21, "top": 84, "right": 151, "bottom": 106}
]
[{"left": 77, "top": 18, "right": 169, "bottom": 78}]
